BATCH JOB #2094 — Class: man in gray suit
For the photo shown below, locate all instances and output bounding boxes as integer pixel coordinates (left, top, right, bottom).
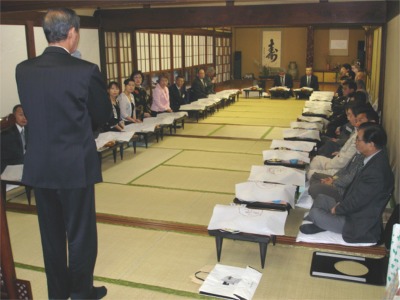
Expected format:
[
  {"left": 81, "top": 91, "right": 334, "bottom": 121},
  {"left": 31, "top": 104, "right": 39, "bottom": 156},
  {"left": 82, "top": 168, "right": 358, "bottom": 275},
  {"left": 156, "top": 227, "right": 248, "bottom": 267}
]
[
  {"left": 16, "top": 8, "right": 111, "bottom": 299},
  {"left": 300, "top": 123, "right": 394, "bottom": 244}
]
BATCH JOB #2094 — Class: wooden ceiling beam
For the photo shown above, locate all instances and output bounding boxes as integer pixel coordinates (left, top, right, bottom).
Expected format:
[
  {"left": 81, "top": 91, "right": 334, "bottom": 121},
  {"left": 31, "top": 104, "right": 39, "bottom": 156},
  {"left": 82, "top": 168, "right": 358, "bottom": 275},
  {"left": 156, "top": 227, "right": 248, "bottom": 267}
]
[
  {"left": 0, "top": 0, "right": 225, "bottom": 13},
  {"left": 94, "top": 2, "right": 386, "bottom": 31}
]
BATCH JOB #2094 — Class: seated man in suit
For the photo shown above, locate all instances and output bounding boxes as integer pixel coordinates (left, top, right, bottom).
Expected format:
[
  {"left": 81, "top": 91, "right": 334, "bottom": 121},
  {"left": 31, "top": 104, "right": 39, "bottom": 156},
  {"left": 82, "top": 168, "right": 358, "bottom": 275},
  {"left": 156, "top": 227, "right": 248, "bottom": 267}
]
[
  {"left": 169, "top": 75, "right": 187, "bottom": 112},
  {"left": 191, "top": 68, "right": 209, "bottom": 101},
  {"left": 300, "top": 123, "right": 394, "bottom": 244},
  {"left": 1, "top": 104, "right": 28, "bottom": 173},
  {"left": 273, "top": 70, "right": 293, "bottom": 89},
  {"left": 300, "top": 67, "right": 319, "bottom": 90},
  {"left": 340, "top": 63, "right": 356, "bottom": 80},
  {"left": 308, "top": 103, "right": 379, "bottom": 178},
  {"left": 326, "top": 79, "right": 357, "bottom": 137},
  {"left": 308, "top": 105, "right": 379, "bottom": 201},
  {"left": 204, "top": 67, "right": 216, "bottom": 95}
]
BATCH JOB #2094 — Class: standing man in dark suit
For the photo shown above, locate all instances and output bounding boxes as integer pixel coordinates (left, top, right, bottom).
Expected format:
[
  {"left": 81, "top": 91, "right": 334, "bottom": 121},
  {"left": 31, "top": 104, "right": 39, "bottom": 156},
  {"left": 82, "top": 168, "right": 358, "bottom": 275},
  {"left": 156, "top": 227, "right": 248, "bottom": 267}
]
[
  {"left": 169, "top": 75, "right": 187, "bottom": 112},
  {"left": 191, "top": 68, "right": 209, "bottom": 101},
  {"left": 16, "top": 8, "right": 111, "bottom": 299},
  {"left": 273, "top": 70, "right": 293, "bottom": 89},
  {"left": 300, "top": 123, "right": 394, "bottom": 244},
  {"left": 300, "top": 67, "right": 319, "bottom": 90},
  {"left": 0, "top": 105, "right": 28, "bottom": 173}
]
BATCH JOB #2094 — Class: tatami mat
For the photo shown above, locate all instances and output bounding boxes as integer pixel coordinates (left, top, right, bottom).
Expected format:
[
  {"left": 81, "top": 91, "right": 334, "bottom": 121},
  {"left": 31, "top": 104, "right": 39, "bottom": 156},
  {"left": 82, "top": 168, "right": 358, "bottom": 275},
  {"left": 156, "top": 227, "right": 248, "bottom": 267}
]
[
  {"left": 164, "top": 150, "right": 261, "bottom": 172},
  {"left": 16, "top": 267, "right": 193, "bottom": 300},
  {"left": 95, "top": 183, "right": 232, "bottom": 225},
  {"left": 152, "top": 136, "right": 264, "bottom": 154},
  {"left": 131, "top": 165, "right": 248, "bottom": 194},
  {"left": 246, "top": 140, "right": 272, "bottom": 154},
  {"left": 200, "top": 116, "right": 291, "bottom": 127},
  {"left": 174, "top": 123, "right": 223, "bottom": 136},
  {"left": 209, "top": 124, "right": 271, "bottom": 139},
  {"left": 263, "top": 126, "right": 286, "bottom": 140},
  {"left": 102, "top": 148, "right": 181, "bottom": 184},
  {"left": 9, "top": 212, "right": 385, "bottom": 300}
]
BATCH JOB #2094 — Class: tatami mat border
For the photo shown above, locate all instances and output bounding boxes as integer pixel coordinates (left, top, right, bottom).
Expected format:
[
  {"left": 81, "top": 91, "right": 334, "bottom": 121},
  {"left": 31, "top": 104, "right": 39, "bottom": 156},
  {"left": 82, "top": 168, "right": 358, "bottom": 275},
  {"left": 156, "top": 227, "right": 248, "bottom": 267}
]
[
  {"left": 163, "top": 134, "right": 275, "bottom": 141},
  {"left": 128, "top": 183, "right": 235, "bottom": 195}
]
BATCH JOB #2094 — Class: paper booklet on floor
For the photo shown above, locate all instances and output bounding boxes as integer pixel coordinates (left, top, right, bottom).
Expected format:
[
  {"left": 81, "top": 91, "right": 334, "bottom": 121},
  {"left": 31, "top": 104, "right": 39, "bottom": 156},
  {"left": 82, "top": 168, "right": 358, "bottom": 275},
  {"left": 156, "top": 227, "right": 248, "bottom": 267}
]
[
  {"left": 207, "top": 204, "right": 287, "bottom": 236},
  {"left": 235, "top": 181, "right": 296, "bottom": 208},
  {"left": 1, "top": 164, "right": 23, "bottom": 181},
  {"left": 199, "top": 264, "right": 262, "bottom": 300}
]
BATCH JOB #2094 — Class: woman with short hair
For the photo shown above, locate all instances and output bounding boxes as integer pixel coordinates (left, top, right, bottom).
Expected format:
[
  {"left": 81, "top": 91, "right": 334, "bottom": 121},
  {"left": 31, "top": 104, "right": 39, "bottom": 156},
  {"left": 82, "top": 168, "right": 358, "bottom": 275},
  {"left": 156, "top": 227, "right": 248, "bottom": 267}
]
[{"left": 118, "top": 78, "right": 141, "bottom": 124}]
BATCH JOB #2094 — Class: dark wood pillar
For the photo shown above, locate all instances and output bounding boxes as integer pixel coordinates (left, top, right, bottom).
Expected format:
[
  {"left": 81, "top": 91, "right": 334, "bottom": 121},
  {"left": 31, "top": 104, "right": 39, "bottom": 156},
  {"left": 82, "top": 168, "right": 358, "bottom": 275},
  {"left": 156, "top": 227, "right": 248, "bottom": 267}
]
[
  {"left": 25, "top": 21, "right": 36, "bottom": 58},
  {"left": 306, "top": 26, "right": 314, "bottom": 68},
  {"left": 378, "top": 24, "right": 387, "bottom": 114},
  {"left": 97, "top": 26, "right": 107, "bottom": 83},
  {"left": 364, "top": 26, "right": 374, "bottom": 76}
]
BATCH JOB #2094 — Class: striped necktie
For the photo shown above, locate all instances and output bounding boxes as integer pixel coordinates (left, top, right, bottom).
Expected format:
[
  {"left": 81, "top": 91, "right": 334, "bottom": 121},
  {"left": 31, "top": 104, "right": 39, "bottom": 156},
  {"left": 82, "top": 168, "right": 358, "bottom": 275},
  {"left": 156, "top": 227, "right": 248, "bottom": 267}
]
[{"left": 21, "top": 127, "right": 26, "bottom": 152}]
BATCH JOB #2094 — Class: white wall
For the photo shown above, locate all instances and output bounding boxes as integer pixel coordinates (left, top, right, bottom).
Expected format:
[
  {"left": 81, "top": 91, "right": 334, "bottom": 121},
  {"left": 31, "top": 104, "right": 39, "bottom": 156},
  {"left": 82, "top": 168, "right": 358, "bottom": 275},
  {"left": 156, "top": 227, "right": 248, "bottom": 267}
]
[
  {"left": 0, "top": 25, "right": 100, "bottom": 117},
  {"left": 0, "top": 25, "right": 28, "bottom": 116},
  {"left": 382, "top": 14, "right": 400, "bottom": 204},
  {"left": 34, "top": 27, "right": 100, "bottom": 66}
]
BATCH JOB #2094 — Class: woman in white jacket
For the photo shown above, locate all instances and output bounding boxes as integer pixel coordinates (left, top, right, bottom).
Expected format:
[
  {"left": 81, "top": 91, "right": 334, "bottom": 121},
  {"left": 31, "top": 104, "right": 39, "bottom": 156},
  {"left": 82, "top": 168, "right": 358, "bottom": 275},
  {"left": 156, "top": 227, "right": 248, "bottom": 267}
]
[{"left": 118, "top": 78, "right": 141, "bottom": 124}]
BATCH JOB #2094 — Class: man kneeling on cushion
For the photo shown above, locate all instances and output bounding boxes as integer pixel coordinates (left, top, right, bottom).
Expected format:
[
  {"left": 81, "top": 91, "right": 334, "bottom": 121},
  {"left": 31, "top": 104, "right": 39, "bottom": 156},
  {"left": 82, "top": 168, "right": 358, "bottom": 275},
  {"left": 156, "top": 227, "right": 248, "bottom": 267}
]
[{"left": 300, "top": 123, "right": 394, "bottom": 244}]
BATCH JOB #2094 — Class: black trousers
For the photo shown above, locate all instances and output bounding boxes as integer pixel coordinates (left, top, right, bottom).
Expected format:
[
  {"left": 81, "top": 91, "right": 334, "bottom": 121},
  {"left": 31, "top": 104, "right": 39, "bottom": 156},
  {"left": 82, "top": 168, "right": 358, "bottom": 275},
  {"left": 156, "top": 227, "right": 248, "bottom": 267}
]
[{"left": 34, "top": 186, "right": 98, "bottom": 299}]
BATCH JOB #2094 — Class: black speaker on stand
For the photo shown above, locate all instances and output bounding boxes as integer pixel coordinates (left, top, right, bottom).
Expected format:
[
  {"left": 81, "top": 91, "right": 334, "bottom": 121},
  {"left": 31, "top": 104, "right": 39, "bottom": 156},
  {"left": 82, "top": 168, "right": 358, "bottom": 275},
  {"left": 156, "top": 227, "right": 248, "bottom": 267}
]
[{"left": 234, "top": 51, "right": 241, "bottom": 79}]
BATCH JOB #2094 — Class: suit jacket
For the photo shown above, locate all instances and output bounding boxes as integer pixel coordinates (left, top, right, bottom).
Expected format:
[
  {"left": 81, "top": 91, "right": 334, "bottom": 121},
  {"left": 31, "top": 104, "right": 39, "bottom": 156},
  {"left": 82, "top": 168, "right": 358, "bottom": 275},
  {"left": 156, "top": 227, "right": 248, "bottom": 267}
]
[
  {"left": 191, "top": 77, "right": 209, "bottom": 101},
  {"left": 0, "top": 125, "right": 26, "bottom": 173},
  {"left": 273, "top": 74, "right": 293, "bottom": 89},
  {"left": 336, "top": 149, "right": 394, "bottom": 243},
  {"left": 16, "top": 46, "right": 111, "bottom": 189},
  {"left": 169, "top": 84, "right": 187, "bottom": 112},
  {"left": 300, "top": 74, "right": 319, "bottom": 90},
  {"left": 204, "top": 76, "right": 215, "bottom": 94}
]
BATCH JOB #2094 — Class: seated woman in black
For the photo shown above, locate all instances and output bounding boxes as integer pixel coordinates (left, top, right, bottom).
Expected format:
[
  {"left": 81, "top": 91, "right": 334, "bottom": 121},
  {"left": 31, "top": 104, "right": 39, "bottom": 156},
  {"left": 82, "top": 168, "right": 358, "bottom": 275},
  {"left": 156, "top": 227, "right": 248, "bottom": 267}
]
[
  {"left": 104, "top": 81, "right": 125, "bottom": 132},
  {"left": 131, "top": 70, "right": 151, "bottom": 121}
]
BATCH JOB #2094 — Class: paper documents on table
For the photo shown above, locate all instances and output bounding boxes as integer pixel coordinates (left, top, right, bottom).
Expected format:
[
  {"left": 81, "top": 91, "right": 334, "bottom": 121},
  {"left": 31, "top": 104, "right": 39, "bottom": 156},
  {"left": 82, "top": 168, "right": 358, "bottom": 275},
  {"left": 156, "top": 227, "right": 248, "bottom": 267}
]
[
  {"left": 248, "top": 165, "right": 306, "bottom": 187},
  {"left": 199, "top": 264, "right": 262, "bottom": 300},
  {"left": 1, "top": 164, "right": 23, "bottom": 182},
  {"left": 262, "top": 149, "right": 310, "bottom": 163},
  {"left": 207, "top": 204, "right": 287, "bottom": 236},
  {"left": 283, "top": 128, "right": 321, "bottom": 141},
  {"left": 270, "top": 139, "right": 316, "bottom": 152},
  {"left": 235, "top": 181, "right": 296, "bottom": 208}
]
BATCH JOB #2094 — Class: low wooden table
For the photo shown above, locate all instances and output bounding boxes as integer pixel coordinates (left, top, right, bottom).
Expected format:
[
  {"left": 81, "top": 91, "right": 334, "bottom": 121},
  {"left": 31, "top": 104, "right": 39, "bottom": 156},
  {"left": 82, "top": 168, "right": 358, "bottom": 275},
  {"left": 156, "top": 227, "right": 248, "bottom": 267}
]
[
  {"left": 269, "top": 89, "right": 292, "bottom": 99},
  {"left": 1, "top": 179, "right": 32, "bottom": 205},
  {"left": 294, "top": 89, "right": 313, "bottom": 100},
  {"left": 208, "top": 229, "right": 276, "bottom": 269},
  {"left": 242, "top": 88, "right": 263, "bottom": 98}
]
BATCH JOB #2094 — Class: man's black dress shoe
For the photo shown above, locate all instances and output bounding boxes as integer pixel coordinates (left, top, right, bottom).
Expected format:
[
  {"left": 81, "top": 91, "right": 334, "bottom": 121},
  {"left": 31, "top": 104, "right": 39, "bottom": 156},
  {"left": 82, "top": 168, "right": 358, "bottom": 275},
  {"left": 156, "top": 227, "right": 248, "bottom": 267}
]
[
  {"left": 91, "top": 286, "right": 107, "bottom": 299},
  {"left": 299, "top": 224, "right": 326, "bottom": 234}
]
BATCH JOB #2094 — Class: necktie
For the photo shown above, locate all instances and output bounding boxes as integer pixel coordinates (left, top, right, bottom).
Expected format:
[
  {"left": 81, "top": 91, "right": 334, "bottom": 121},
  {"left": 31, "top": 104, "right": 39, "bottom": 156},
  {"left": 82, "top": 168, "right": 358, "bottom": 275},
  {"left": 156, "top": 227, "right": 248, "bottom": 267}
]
[
  {"left": 307, "top": 76, "right": 310, "bottom": 87},
  {"left": 21, "top": 127, "right": 26, "bottom": 152},
  {"left": 281, "top": 77, "right": 284, "bottom": 86}
]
